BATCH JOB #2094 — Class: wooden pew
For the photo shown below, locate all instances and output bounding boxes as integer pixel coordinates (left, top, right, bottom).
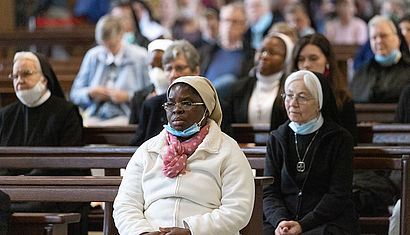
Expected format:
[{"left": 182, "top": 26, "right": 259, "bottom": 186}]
[
  {"left": 82, "top": 122, "right": 410, "bottom": 147},
  {"left": 0, "top": 176, "right": 120, "bottom": 235},
  {"left": 10, "top": 212, "right": 81, "bottom": 235},
  {"left": 83, "top": 126, "right": 137, "bottom": 146},
  {"left": 333, "top": 44, "right": 359, "bottom": 82},
  {"left": 0, "top": 28, "right": 95, "bottom": 59},
  {"left": 355, "top": 103, "right": 397, "bottom": 123},
  {"left": 0, "top": 146, "right": 272, "bottom": 235},
  {"left": 357, "top": 123, "right": 410, "bottom": 145},
  {"left": 2, "top": 146, "right": 409, "bottom": 234}
]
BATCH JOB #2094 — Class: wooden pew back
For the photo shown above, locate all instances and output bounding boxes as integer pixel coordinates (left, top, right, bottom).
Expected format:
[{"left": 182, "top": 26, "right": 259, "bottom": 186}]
[{"left": 0, "top": 146, "right": 271, "bottom": 235}]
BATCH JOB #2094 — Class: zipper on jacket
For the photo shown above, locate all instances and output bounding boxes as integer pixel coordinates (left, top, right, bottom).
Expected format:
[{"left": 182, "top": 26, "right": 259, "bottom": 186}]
[{"left": 173, "top": 175, "right": 182, "bottom": 226}]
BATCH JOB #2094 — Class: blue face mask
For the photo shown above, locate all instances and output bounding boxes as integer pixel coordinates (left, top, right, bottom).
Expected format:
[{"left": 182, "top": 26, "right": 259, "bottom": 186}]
[
  {"left": 123, "top": 32, "right": 135, "bottom": 44},
  {"left": 289, "top": 114, "right": 324, "bottom": 135},
  {"left": 164, "top": 112, "right": 207, "bottom": 137},
  {"left": 375, "top": 49, "right": 399, "bottom": 66}
]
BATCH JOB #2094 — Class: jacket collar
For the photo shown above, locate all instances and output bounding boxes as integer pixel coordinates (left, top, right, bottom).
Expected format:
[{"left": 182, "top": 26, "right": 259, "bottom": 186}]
[
  {"left": 97, "top": 42, "right": 132, "bottom": 66},
  {"left": 146, "top": 119, "right": 222, "bottom": 156}
]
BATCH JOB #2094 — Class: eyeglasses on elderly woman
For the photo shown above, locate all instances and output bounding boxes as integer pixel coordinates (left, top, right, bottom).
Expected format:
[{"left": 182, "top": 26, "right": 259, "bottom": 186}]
[
  {"left": 8, "top": 70, "right": 38, "bottom": 80},
  {"left": 281, "top": 93, "right": 315, "bottom": 105},
  {"left": 162, "top": 101, "right": 205, "bottom": 111}
]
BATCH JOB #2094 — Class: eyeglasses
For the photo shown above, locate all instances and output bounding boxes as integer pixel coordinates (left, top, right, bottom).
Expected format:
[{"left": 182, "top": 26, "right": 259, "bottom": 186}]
[
  {"left": 162, "top": 101, "right": 205, "bottom": 111},
  {"left": 257, "top": 48, "right": 285, "bottom": 57},
  {"left": 220, "top": 18, "right": 245, "bottom": 25},
  {"left": 370, "top": 33, "right": 395, "bottom": 41},
  {"left": 164, "top": 64, "right": 190, "bottom": 74},
  {"left": 281, "top": 93, "right": 314, "bottom": 105},
  {"left": 8, "top": 71, "right": 38, "bottom": 80}
]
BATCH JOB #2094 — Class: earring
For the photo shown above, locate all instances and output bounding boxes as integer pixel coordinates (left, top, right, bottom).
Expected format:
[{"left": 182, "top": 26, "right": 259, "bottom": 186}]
[{"left": 325, "top": 64, "right": 330, "bottom": 70}]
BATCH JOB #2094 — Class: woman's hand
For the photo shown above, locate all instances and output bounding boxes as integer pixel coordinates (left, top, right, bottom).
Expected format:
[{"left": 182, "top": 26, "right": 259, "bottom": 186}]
[
  {"left": 107, "top": 88, "right": 130, "bottom": 104},
  {"left": 88, "top": 86, "right": 110, "bottom": 101},
  {"left": 159, "top": 227, "right": 191, "bottom": 235},
  {"left": 275, "top": 220, "right": 302, "bottom": 235}
]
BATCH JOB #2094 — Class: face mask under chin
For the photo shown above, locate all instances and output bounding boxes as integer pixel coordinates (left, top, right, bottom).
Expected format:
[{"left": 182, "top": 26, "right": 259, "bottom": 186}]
[
  {"left": 16, "top": 81, "right": 46, "bottom": 107},
  {"left": 164, "top": 111, "right": 207, "bottom": 137},
  {"left": 149, "top": 67, "right": 169, "bottom": 95}
]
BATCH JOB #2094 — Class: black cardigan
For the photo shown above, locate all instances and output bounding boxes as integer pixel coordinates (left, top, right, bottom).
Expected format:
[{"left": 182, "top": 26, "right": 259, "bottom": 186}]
[{"left": 263, "top": 119, "right": 358, "bottom": 233}]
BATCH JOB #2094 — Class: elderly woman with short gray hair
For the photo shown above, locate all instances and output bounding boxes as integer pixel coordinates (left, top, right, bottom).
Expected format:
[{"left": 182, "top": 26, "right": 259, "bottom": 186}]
[{"left": 70, "top": 14, "right": 150, "bottom": 126}]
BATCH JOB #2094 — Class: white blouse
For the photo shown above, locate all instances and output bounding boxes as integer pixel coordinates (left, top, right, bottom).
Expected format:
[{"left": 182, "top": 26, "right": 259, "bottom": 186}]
[{"left": 248, "top": 71, "right": 282, "bottom": 124}]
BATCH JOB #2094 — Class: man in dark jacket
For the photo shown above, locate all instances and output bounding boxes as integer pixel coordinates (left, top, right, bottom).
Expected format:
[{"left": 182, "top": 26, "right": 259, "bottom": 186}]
[
  {"left": 199, "top": 3, "right": 254, "bottom": 100},
  {"left": 350, "top": 15, "right": 410, "bottom": 103}
]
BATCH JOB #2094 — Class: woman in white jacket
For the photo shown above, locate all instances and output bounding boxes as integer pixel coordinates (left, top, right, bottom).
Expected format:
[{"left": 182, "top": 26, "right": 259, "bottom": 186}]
[{"left": 113, "top": 76, "right": 255, "bottom": 235}]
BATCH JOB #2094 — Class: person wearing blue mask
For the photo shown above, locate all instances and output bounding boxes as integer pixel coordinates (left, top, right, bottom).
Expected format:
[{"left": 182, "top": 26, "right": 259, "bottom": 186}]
[
  {"left": 263, "top": 70, "right": 359, "bottom": 235},
  {"left": 349, "top": 15, "right": 410, "bottom": 103},
  {"left": 114, "top": 76, "right": 255, "bottom": 235}
]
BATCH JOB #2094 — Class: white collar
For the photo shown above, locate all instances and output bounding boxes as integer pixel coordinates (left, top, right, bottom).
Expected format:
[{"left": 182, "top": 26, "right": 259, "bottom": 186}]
[
  {"left": 105, "top": 44, "right": 125, "bottom": 66},
  {"left": 28, "top": 89, "right": 51, "bottom": 108},
  {"left": 256, "top": 71, "right": 283, "bottom": 85}
]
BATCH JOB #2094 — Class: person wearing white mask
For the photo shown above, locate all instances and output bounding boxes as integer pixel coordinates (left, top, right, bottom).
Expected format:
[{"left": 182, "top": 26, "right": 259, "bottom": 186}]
[
  {"left": 0, "top": 51, "right": 83, "bottom": 146},
  {"left": 263, "top": 70, "right": 359, "bottom": 235},
  {"left": 0, "top": 51, "right": 89, "bottom": 235},
  {"left": 129, "top": 39, "right": 173, "bottom": 124},
  {"left": 350, "top": 15, "right": 410, "bottom": 103}
]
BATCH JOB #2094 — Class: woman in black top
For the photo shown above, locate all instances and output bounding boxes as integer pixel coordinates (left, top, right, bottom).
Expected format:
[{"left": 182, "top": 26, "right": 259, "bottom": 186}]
[{"left": 263, "top": 71, "right": 358, "bottom": 234}]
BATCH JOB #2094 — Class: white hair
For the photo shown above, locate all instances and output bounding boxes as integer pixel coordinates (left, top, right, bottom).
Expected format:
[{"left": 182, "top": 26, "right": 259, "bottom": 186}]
[
  {"left": 13, "top": 51, "right": 42, "bottom": 74},
  {"left": 284, "top": 70, "right": 323, "bottom": 109},
  {"left": 245, "top": 0, "right": 271, "bottom": 10},
  {"left": 368, "top": 15, "right": 397, "bottom": 34}
]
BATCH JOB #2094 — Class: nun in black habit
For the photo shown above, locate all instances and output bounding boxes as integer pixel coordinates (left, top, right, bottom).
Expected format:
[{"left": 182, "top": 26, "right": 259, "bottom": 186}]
[
  {"left": 263, "top": 71, "right": 359, "bottom": 234},
  {"left": 0, "top": 51, "right": 89, "bottom": 235},
  {"left": 0, "top": 52, "right": 83, "bottom": 147}
]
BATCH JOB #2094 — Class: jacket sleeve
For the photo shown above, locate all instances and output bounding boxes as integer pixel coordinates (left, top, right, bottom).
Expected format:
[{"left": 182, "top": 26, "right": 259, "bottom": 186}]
[
  {"left": 298, "top": 132, "right": 354, "bottom": 231},
  {"left": 263, "top": 134, "right": 291, "bottom": 227},
  {"left": 113, "top": 147, "right": 156, "bottom": 234},
  {"left": 69, "top": 50, "right": 94, "bottom": 108},
  {"left": 183, "top": 144, "right": 255, "bottom": 234}
]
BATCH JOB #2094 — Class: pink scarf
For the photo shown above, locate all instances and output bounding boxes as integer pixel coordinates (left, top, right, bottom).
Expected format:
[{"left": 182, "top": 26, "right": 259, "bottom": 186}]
[{"left": 163, "top": 123, "right": 210, "bottom": 178}]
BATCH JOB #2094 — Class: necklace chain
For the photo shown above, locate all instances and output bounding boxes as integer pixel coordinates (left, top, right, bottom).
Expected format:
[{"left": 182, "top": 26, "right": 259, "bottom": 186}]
[{"left": 294, "top": 130, "right": 319, "bottom": 172}]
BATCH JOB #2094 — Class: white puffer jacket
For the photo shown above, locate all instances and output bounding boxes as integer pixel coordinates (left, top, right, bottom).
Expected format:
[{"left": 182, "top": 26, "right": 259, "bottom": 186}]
[{"left": 113, "top": 120, "right": 255, "bottom": 235}]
